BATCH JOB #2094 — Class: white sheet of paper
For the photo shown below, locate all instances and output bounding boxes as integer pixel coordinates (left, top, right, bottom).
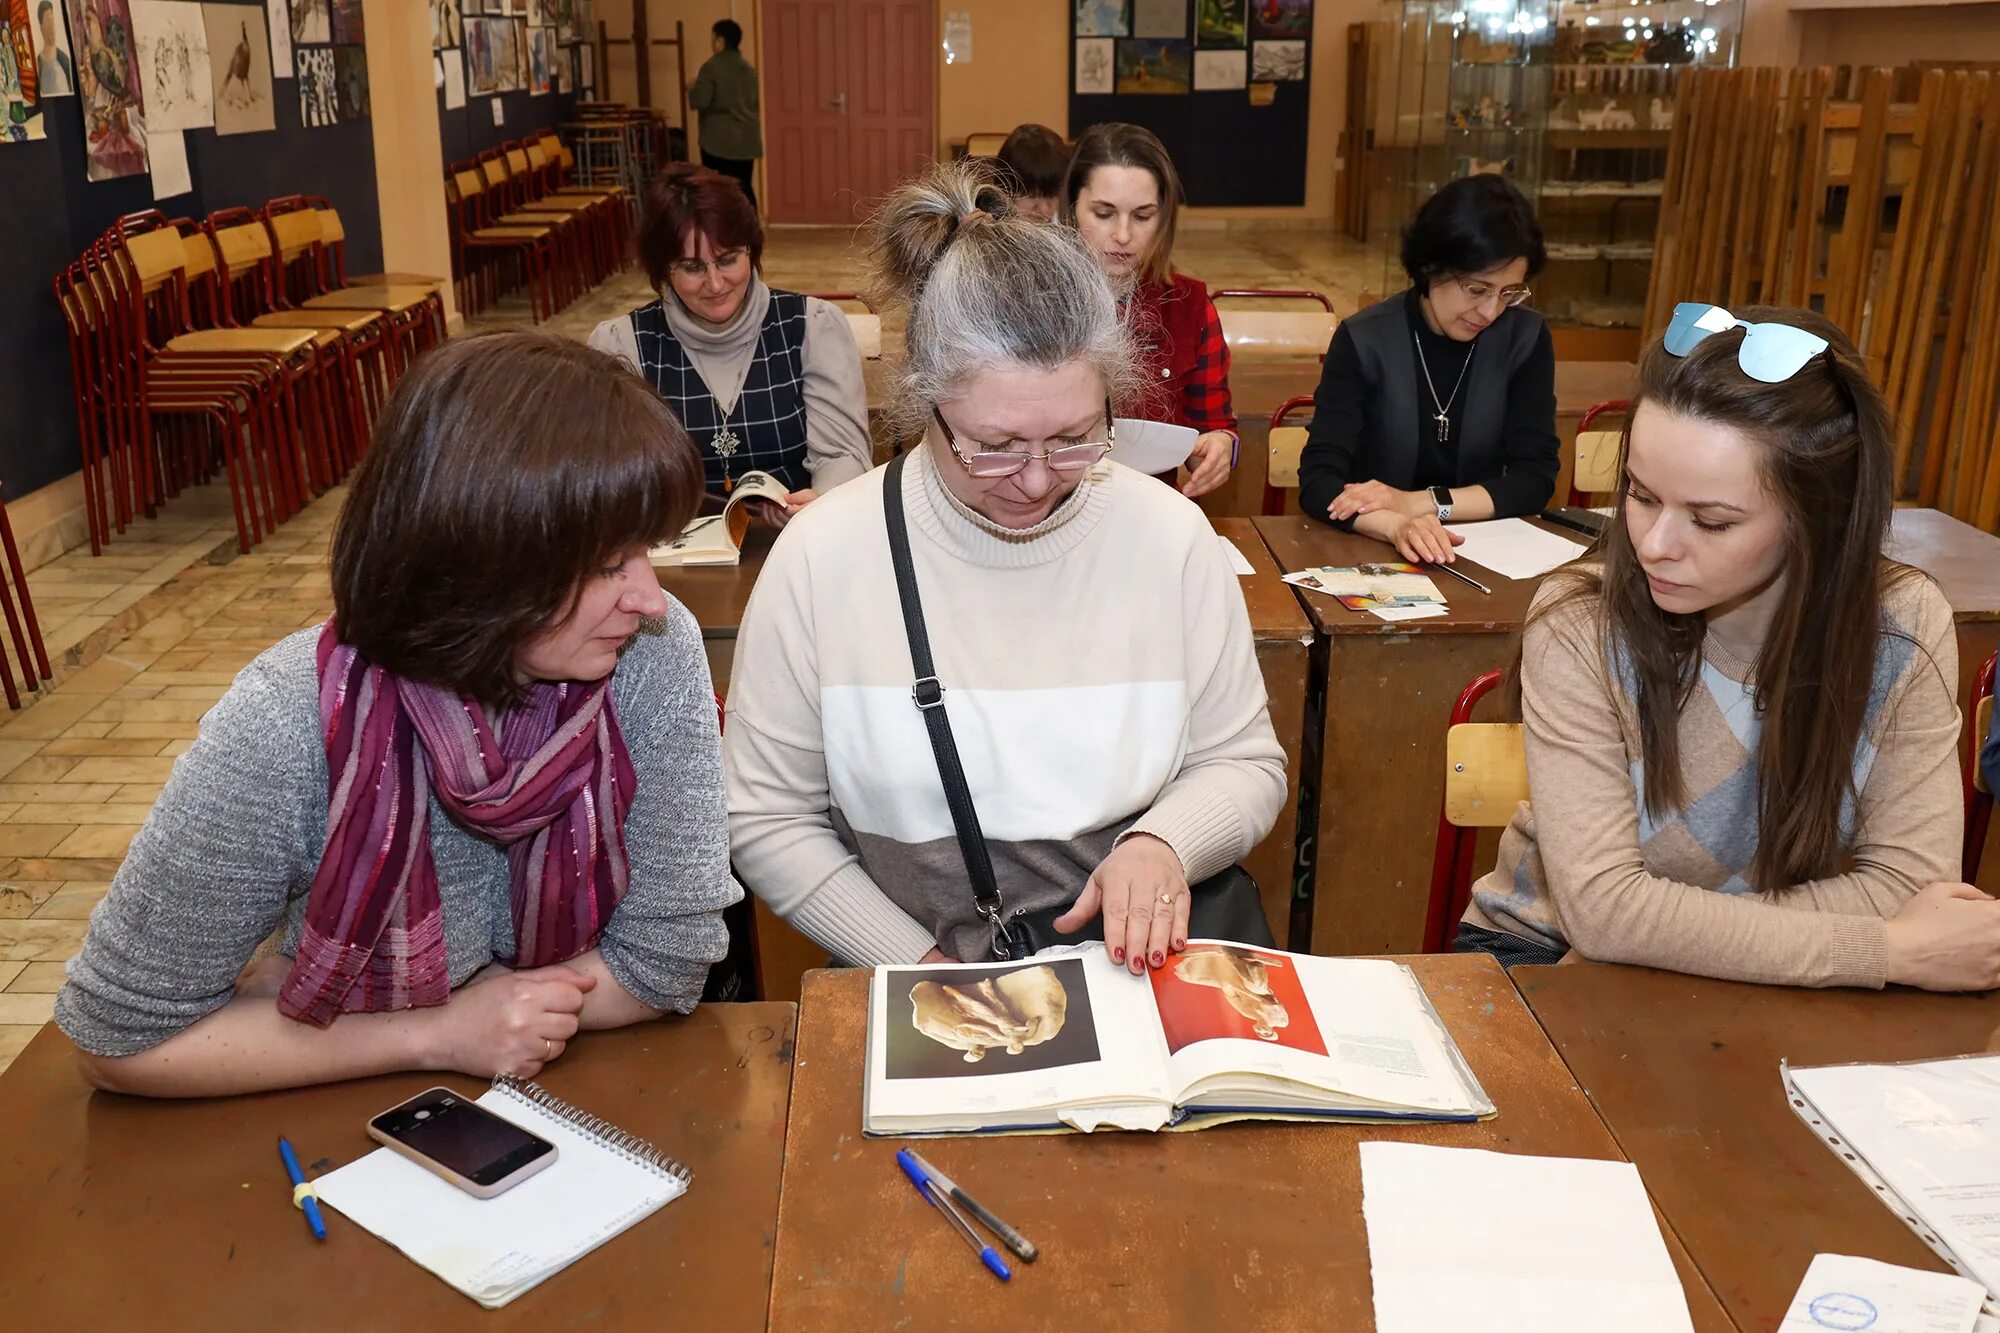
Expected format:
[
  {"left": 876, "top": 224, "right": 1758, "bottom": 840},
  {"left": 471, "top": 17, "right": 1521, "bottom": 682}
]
[
  {"left": 1109, "top": 418, "right": 1197, "bottom": 475},
  {"left": 444, "top": 56, "right": 467, "bottom": 109},
  {"left": 1787, "top": 1057, "right": 2000, "bottom": 1301},
  {"left": 266, "top": 0, "right": 293, "bottom": 77},
  {"left": 1444, "top": 518, "right": 1590, "bottom": 581},
  {"left": 1361, "top": 1142, "right": 1696, "bottom": 1333},
  {"left": 1369, "top": 604, "right": 1447, "bottom": 623},
  {"left": 147, "top": 130, "right": 192, "bottom": 199},
  {"left": 1217, "top": 535, "right": 1254, "bottom": 576},
  {"left": 1780, "top": 1255, "right": 1985, "bottom": 1333}
]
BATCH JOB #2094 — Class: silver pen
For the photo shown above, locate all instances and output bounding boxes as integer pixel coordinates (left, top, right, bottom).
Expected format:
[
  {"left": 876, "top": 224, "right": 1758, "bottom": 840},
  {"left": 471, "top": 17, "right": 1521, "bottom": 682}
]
[{"left": 1427, "top": 561, "right": 1491, "bottom": 596}]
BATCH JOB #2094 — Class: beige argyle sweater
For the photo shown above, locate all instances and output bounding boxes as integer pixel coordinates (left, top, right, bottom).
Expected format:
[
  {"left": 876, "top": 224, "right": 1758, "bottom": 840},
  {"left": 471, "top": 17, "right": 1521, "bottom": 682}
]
[{"left": 1463, "top": 570, "right": 1961, "bottom": 988}]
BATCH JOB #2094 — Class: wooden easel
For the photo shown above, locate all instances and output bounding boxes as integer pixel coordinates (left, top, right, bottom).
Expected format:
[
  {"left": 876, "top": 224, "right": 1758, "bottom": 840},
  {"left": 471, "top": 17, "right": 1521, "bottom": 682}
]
[{"left": 593, "top": 6, "right": 689, "bottom": 137}]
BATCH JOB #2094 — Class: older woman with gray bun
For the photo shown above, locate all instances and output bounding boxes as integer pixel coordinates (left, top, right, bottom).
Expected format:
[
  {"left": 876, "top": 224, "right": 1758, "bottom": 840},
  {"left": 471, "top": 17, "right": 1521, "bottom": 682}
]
[{"left": 723, "top": 161, "right": 1286, "bottom": 976}]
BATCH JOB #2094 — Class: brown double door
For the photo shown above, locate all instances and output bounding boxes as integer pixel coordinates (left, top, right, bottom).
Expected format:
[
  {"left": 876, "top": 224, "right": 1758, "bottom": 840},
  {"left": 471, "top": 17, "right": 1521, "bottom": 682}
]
[{"left": 761, "top": 0, "right": 935, "bottom": 224}]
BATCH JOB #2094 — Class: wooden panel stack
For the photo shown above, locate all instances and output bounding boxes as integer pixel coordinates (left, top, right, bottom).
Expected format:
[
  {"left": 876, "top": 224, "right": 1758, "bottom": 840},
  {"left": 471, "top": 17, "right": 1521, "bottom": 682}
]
[{"left": 1644, "top": 64, "right": 2000, "bottom": 531}]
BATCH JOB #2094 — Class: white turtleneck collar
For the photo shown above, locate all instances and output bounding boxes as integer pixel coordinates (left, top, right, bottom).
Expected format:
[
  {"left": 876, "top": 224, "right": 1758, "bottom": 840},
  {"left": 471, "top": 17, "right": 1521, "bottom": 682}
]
[{"left": 905, "top": 444, "right": 1114, "bottom": 570}]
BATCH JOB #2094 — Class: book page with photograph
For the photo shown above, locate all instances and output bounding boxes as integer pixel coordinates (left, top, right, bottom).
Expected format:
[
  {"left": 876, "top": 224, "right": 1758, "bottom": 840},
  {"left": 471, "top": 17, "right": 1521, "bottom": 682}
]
[
  {"left": 1149, "top": 946, "right": 1493, "bottom": 1121},
  {"left": 649, "top": 470, "right": 790, "bottom": 567},
  {"left": 864, "top": 951, "right": 1174, "bottom": 1136}
]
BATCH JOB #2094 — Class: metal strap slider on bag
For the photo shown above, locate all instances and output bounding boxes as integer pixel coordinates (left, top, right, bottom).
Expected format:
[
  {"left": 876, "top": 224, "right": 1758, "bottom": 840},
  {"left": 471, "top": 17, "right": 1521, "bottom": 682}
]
[{"left": 912, "top": 676, "right": 946, "bottom": 710}]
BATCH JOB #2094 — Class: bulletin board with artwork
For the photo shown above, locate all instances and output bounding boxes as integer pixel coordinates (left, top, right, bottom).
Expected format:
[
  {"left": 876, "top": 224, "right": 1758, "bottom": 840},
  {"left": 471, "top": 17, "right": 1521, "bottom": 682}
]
[
  {"left": 1068, "top": 0, "right": 1312, "bottom": 208},
  {"left": 433, "top": 0, "right": 585, "bottom": 163}
]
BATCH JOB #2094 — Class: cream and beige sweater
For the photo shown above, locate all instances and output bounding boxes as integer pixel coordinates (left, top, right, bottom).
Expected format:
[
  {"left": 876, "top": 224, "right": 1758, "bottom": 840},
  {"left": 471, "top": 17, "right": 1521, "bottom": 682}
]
[
  {"left": 1464, "top": 571, "right": 1962, "bottom": 988},
  {"left": 723, "top": 451, "right": 1287, "bottom": 965}
]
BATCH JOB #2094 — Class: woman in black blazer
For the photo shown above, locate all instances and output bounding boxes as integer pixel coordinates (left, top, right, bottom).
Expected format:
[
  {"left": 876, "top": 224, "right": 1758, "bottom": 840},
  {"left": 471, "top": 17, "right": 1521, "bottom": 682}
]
[{"left": 1298, "top": 176, "right": 1559, "bottom": 564}]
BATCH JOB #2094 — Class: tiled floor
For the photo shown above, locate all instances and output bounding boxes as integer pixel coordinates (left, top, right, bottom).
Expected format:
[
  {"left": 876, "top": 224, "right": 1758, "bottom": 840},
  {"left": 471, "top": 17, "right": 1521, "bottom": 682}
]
[{"left": 0, "top": 223, "right": 1387, "bottom": 1075}]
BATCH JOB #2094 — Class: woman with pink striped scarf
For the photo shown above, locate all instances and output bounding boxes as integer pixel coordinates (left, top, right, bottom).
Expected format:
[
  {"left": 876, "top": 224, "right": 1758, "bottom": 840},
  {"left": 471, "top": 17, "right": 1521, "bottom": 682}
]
[{"left": 56, "top": 333, "right": 741, "bottom": 1097}]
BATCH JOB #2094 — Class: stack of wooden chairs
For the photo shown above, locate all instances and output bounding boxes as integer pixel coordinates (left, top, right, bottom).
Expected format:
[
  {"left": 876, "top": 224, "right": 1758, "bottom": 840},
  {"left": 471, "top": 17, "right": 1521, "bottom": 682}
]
[
  {"left": 444, "top": 130, "right": 631, "bottom": 322},
  {"left": 1644, "top": 64, "right": 2000, "bottom": 532},
  {"left": 54, "top": 203, "right": 445, "bottom": 557}
]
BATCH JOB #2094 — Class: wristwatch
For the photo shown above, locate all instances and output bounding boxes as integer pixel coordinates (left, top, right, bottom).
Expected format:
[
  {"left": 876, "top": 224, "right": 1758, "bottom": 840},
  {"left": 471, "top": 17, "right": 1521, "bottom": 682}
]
[{"left": 1430, "top": 485, "right": 1453, "bottom": 522}]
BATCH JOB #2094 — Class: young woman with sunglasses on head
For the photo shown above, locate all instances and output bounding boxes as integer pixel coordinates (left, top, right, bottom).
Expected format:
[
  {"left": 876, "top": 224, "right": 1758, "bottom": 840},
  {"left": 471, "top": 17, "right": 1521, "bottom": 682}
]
[
  {"left": 590, "top": 164, "right": 872, "bottom": 523},
  {"left": 724, "top": 162, "right": 1285, "bottom": 976},
  {"left": 1455, "top": 305, "right": 2000, "bottom": 991},
  {"left": 1296, "top": 175, "right": 1558, "bottom": 564}
]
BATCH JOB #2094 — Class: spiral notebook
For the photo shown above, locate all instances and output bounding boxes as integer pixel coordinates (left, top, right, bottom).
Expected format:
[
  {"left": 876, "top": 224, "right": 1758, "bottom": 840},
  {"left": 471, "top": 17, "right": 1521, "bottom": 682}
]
[{"left": 313, "top": 1075, "right": 692, "bottom": 1309}]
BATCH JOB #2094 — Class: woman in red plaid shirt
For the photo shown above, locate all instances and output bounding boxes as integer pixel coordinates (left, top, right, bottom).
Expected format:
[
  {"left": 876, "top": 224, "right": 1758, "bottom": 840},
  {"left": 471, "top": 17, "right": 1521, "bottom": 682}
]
[{"left": 1063, "top": 122, "right": 1237, "bottom": 500}]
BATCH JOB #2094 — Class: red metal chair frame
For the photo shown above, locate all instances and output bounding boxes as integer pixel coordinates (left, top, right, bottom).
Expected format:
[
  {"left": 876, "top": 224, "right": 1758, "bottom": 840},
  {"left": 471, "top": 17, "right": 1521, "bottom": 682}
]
[
  {"left": 1260, "top": 394, "right": 1315, "bottom": 517},
  {"left": 1967, "top": 651, "right": 1996, "bottom": 883},
  {"left": 1424, "top": 670, "right": 1507, "bottom": 954}
]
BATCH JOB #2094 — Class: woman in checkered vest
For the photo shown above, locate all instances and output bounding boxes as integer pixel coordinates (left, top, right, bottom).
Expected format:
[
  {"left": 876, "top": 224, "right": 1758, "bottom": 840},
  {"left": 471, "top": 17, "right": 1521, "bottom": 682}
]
[{"left": 590, "top": 164, "right": 873, "bottom": 520}]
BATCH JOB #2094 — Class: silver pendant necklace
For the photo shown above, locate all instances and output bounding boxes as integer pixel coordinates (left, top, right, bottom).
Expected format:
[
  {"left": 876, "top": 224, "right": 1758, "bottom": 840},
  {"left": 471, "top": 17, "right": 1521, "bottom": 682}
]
[{"left": 1414, "top": 326, "right": 1475, "bottom": 443}]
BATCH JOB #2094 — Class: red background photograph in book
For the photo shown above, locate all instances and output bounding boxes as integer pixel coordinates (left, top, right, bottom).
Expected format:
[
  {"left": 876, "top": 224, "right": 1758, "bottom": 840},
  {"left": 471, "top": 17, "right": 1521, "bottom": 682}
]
[{"left": 1149, "top": 945, "right": 1328, "bottom": 1057}]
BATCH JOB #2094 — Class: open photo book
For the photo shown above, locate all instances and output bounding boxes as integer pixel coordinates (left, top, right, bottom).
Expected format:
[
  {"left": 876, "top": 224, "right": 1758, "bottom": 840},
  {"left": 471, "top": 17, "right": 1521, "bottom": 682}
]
[
  {"left": 863, "top": 943, "right": 1495, "bottom": 1136},
  {"left": 648, "top": 470, "right": 790, "bottom": 567}
]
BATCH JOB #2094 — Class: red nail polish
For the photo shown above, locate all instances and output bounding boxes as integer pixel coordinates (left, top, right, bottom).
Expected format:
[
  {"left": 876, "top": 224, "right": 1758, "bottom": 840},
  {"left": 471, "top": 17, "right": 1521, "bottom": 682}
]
[
  {"left": 1152, "top": 951, "right": 1164, "bottom": 967},
  {"left": 1112, "top": 947, "right": 1124, "bottom": 964}
]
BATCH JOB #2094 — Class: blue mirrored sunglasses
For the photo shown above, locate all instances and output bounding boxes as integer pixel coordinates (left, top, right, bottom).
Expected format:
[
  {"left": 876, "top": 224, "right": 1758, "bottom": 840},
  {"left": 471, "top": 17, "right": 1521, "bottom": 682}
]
[{"left": 1663, "top": 302, "right": 1831, "bottom": 383}]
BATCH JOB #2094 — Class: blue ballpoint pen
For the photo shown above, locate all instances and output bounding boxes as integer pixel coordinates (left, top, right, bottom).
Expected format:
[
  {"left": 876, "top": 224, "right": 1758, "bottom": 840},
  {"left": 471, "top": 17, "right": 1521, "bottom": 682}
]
[
  {"left": 277, "top": 1136, "right": 328, "bottom": 1241},
  {"left": 897, "top": 1149, "right": 1008, "bottom": 1281}
]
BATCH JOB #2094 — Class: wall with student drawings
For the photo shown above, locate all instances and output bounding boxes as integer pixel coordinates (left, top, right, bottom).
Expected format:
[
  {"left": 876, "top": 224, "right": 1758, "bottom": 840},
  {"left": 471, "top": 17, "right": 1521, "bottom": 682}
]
[{"left": 0, "top": 0, "right": 379, "bottom": 526}]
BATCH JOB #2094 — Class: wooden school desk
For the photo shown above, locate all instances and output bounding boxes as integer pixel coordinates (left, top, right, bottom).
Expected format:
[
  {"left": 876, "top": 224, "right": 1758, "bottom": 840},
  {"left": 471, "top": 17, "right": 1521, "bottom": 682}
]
[
  {"left": 765, "top": 953, "right": 1735, "bottom": 1331},
  {"left": 664, "top": 515, "right": 1318, "bottom": 1000},
  {"left": 1517, "top": 963, "right": 2000, "bottom": 1331},
  {"left": 1213, "top": 517, "right": 1314, "bottom": 945},
  {"left": 1254, "top": 512, "right": 1588, "bottom": 955},
  {"left": 0, "top": 1005, "right": 796, "bottom": 1330},
  {"left": 1256, "top": 507, "right": 2000, "bottom": 954}
]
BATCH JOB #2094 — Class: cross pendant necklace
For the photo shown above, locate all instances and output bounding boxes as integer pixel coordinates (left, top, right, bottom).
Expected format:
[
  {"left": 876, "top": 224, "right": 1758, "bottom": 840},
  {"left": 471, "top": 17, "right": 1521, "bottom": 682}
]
[{"left": 1414, "top": 329, "right": 1475, "bottom": 444}]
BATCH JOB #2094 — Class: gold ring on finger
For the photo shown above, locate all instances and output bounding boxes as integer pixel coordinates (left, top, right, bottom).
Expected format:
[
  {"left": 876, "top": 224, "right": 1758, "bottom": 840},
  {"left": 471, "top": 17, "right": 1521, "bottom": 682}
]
[{"left": 1158, "top": 893, "right": 1177, "bottom": 906}]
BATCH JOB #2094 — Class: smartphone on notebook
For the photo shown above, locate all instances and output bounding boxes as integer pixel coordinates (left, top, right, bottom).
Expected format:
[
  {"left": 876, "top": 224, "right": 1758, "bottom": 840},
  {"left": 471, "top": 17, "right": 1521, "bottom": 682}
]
[{"left": 367, "top": 1087, "right": 558, "bottom": 1199}]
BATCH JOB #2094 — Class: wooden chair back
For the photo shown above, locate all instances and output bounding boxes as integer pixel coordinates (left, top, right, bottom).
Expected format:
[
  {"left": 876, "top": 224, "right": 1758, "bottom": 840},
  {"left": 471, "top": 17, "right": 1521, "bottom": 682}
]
[
  {"left": 1567, "top": 400, "right": 1629, "bottom": 507},
  {"left": 1211, "top": 289, "right": 1338, "bottom": 361},
  {"left": 964, "top": 132, "right": 1007, "bottom": 157},
  {"left": 1425, "top": 671, "right": 1526, "bottom": 953},
  {"left": 1260, "top": 395, "right": 1314, "bottom": 516}
]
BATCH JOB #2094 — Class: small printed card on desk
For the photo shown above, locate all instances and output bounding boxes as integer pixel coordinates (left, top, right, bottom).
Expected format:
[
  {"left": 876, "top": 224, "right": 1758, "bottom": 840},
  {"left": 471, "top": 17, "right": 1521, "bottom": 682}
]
[
  {"left": 1283, "top": 564, "right": 1448, "bottom": 622},
  {"left": 1779, "top": 1254, "right": 1988, "bottom": 1333}
]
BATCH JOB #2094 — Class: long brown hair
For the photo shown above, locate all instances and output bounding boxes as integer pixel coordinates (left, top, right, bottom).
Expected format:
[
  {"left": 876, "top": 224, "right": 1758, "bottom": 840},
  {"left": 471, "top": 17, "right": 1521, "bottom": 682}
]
[
  {"left": 1525, "top": 306, "right": 1924, "bottom": 891},
  {"left": 331, "top": 331, "right": 703, "bottom": 705},
  {"left": 1061, "top": 122, "right": 1183, "bottom": 286}
]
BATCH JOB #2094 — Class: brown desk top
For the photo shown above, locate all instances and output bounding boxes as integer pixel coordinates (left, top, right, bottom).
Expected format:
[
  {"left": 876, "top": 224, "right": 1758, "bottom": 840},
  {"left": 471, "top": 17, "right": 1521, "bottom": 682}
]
[
  {"left": 1254, "top": 507, "right": 2000, "bottom": 639},
  {"left": 0, "top": 1004, "right": 797, "bottom": 1329},
  {"left": 1889, "top": 508, "right": 2000, "bottom": 621},
  {"left": 768, "top": 954, "right": 1732, "bottom": 1331},
  {"left": 1253, "top": 512, "right": 1582, "bottom": 636},
  {"left": 1517, "top": 963, "right": 2000, "bottom": 1329},
  {"left": 654, "top": 526, "right": 777, "bottom": 641},
  {"left": 1214, "top": 515, "right": 1314, "bottom": 643}
]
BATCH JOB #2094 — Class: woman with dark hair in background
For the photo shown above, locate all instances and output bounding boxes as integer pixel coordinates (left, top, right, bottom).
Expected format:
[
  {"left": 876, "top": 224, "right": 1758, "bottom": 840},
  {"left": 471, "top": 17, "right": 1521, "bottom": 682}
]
[
  {"left": 1063, "top": 121, "right": 1236, "bottom": 501},
  {"left": 1297, "top": 174, "right": 1559, "bottom": 564},
  {"left": 994, "top": 122, "right": 1069, "bottom": 221},
  {"left": 56, "top": 333, "right": 740, "bottom": 1097},
  {"left": 590, "top": 163, "right": 872, "bottom": 520}
]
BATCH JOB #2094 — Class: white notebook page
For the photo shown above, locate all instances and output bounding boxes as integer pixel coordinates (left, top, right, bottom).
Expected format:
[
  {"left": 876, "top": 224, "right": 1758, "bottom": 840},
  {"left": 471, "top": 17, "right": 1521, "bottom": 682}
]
[{"left": 314, "top": 1086, "right": 686, "bottom": 1308}]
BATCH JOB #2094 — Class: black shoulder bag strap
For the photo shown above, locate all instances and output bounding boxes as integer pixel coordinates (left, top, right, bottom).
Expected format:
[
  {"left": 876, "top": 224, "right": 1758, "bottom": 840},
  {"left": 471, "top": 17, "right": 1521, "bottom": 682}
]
[{"left": 881, "top": 451, "right": 1020, "bottom": 959}]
